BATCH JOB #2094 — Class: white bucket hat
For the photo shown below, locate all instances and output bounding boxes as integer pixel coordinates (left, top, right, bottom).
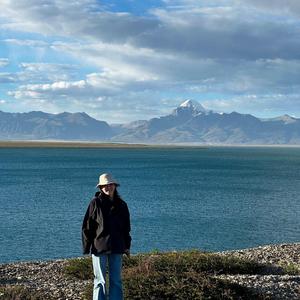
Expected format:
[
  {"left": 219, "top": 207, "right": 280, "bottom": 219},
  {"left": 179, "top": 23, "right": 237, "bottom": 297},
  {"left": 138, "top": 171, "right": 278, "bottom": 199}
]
[{"left": 96, "top": 173, "right": 119, "bottom": 188}]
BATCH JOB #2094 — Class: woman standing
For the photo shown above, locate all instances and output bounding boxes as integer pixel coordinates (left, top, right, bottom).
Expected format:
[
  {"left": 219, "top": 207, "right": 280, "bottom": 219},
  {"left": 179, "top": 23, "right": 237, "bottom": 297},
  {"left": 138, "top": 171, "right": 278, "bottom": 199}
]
[{"left": 82, "top": 173, "right": 131, "bottom": 300}]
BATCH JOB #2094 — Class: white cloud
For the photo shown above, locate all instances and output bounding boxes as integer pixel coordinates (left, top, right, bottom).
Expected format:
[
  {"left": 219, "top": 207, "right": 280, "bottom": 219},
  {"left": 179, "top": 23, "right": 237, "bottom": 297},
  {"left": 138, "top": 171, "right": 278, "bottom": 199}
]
[
  {"left": 0, "top": 72, "right": 16, "bottom": 83},
  {"left": 18, "top": 62, "right": 80, "bottom": 82},
  {"left": 3, "top": 39, "right": 49, "bottom": 47},
  {"left": 51, "top": 41, "right": 163, "bottom": 82},
  {"left": 9, "top": 79, "right": 87, "bottom": 99},
  {"left": 241, "top": 0, "right": 300, "bottom": 17},
  {"left": 0, "top": 62, "right": 81, "bottom": 84},
  {"left": 0, "top": 0, "right": 156, "bottom": 43},
  {"left": 0, "top": 58, "right": 9, "bottom": 67},
  {"left": 202, "top": 94, "right": 300, "bottom": 117},
  {"left": 7, "top": 57, "right": 300, "bottom": 116}
]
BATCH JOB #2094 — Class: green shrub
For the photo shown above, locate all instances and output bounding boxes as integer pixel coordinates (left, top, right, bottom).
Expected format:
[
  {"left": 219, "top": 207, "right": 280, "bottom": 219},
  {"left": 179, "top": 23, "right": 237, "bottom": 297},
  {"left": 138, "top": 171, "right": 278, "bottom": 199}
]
[
  {"left": 64, "top": 257, "right": 93, "bottom": 280},
  {"left": 124, "top": 270, "right": 263, "bottom": 300},
  {"left": 130, "top": 251, "right": 266, "bottom": 276},
  {"left": 281, "top": 263, "right": 300, "bottom": 275},
  {"left": 122, "top": 254, "right": 147, "bottom": 268}
]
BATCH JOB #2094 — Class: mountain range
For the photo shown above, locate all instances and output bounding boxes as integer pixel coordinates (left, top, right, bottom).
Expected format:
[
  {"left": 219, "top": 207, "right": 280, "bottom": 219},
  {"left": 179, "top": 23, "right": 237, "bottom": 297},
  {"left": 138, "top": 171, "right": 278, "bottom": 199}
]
[
  {"left": 0, "top": 110, "right": 112, "bottom": 140},
  {"left": 1, "top": 100, "right": 300, "bottom": 144}
]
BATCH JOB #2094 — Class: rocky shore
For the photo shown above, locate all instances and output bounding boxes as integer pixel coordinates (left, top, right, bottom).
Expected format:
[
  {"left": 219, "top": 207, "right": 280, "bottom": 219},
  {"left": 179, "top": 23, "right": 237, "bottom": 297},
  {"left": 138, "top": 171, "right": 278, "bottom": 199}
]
[{"left": 0, "top": 243, "right": 299, "bottom": 300}]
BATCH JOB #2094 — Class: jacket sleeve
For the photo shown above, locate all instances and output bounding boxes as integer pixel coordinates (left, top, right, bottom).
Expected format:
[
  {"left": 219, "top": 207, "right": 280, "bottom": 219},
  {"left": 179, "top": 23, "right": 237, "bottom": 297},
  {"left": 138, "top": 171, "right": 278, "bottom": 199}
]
[
  {"left": 81, "top": 199, "right": 97, "bottom": 255},
  {"left": 124, "top": 203, "right": 132, "bottom": 250}
]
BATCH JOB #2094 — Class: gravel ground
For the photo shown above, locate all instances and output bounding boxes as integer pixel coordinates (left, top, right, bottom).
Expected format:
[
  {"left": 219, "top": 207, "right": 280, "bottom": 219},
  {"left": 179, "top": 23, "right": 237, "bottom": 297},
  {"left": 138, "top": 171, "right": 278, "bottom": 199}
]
[
  {"left": 0, "top": 243, "right": 299, "bottom": 299},
  {"left": 217, "top": 243, "right": 300, "bottom": 300},
  {"left": 0, "top": 259, "right": 89, "bottom": 300}
]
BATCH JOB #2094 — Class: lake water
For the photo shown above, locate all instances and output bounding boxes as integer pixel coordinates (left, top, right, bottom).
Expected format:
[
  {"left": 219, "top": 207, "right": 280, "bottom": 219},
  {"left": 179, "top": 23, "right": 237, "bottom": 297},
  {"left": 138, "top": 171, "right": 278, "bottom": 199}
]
[{"left": 0, "top": 146, "right": 299, "bottom": 263}]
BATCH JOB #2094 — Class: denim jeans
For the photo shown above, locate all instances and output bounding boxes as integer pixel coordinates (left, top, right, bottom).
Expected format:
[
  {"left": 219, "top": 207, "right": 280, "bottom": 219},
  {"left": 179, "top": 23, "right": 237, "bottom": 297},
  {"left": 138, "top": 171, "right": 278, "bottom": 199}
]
[{"left": 92, "top": 253, "right": 123, "bottom": 300}]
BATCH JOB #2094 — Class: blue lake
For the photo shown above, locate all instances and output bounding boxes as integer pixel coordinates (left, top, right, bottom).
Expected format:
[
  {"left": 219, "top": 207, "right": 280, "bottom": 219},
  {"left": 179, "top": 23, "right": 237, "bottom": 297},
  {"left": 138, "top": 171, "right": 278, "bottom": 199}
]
[{"left": 0, "top": 146, "right": 299, "bottom": 263}]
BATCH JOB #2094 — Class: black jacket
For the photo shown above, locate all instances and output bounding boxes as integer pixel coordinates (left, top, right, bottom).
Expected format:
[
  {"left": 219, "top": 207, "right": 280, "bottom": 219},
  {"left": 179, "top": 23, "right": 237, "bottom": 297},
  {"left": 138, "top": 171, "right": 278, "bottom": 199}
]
[{"left": 82, "top": 191, "right": 131, "bottom": 255}]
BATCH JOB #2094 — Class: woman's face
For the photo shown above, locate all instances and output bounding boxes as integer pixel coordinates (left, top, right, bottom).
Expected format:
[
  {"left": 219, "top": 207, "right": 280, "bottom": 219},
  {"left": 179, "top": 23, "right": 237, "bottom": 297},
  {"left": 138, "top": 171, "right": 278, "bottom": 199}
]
[{"left": 101, "top": 183, "right": 116, "bottom": 198}]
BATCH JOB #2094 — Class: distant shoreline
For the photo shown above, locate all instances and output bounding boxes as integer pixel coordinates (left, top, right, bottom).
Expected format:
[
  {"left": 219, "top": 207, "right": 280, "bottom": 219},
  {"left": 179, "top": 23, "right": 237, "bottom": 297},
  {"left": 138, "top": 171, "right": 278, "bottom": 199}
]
[
  {"left": 0, "top": 140, "right": 151, "bottom": 148},
  {"left": 0, "top": 140, "right": 300, "bottom": 148}
]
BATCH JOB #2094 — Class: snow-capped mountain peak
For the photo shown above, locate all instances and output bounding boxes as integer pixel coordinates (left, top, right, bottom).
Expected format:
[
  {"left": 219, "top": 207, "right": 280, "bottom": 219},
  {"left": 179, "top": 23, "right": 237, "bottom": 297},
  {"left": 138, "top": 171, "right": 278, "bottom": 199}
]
[{"left": 173, "top": 99, "right": 207, "bottom": 117}]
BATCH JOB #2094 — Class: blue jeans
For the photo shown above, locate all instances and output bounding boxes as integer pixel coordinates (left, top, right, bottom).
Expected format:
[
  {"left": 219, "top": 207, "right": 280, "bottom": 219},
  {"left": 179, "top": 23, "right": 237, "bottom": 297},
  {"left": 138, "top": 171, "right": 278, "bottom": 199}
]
[{"left": 92, "top": 254, "right": 123, "bottom": 300}]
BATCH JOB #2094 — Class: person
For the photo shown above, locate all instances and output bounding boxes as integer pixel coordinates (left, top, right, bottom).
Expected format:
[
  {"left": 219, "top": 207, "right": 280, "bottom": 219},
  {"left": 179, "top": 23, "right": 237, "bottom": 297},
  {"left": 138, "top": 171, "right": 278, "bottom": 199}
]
[{"left": 82, "top": 173, "right": 131, "bottom": 300}]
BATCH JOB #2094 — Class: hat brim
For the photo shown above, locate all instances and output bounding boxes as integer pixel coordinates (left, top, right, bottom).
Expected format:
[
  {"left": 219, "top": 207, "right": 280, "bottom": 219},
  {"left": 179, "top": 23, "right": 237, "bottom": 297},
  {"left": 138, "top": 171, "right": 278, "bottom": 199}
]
[{"left": 96, "top": 183, "right": 120, "bottom": 188}]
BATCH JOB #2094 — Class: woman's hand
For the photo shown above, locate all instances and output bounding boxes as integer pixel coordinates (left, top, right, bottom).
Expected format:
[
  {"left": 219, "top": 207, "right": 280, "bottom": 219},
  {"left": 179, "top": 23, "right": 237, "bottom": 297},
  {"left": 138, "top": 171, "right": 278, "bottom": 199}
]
[{"left": 124, "top": 249, "right": 130, "bottom": 258}]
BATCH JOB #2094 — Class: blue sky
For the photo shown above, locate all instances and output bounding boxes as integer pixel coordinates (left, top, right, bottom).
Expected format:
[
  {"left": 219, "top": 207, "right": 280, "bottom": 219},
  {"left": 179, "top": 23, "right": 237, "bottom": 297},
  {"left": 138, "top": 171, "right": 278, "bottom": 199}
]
[{"left": 0, "top": 0, "right": 300, "bottom": 123}]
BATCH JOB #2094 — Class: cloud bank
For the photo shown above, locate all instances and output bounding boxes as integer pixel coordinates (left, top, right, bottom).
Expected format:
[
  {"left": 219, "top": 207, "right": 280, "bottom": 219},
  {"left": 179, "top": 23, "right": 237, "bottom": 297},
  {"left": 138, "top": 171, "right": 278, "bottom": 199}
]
[{"left": 0, "top": 0, "right": 299, "bottom": 122}]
